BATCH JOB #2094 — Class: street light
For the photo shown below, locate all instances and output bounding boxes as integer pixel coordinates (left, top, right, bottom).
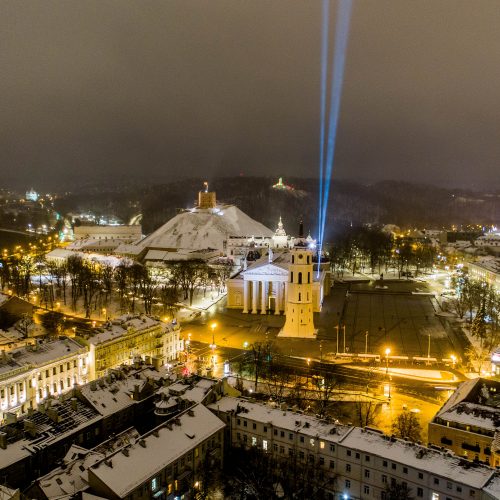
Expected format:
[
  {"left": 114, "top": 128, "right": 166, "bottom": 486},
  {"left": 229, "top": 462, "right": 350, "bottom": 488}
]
[
  {"left": 365, "top": 330, "right": 369, "bottom": 355},
  {"left": 385, "top": 348, "right": 391, "bottom": 375},
  {"left": 450, "top": 354, "right": 457, "bottom": 369},
  {"left": 209, "top": 322, "right": 217, "bottom": 366}
]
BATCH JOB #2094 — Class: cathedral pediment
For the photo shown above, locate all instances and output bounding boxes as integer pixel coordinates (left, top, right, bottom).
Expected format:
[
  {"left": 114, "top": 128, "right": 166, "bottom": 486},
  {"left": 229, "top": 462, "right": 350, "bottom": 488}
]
[{"left": 243, "top": 263, "right": 289, "bottom": 277}]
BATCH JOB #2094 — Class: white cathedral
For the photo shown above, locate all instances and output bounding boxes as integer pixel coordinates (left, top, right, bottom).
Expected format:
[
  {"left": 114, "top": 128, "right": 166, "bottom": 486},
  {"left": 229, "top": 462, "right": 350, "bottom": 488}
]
[{"left": 226, "top": 219, "right": 330, "bottom": 338}]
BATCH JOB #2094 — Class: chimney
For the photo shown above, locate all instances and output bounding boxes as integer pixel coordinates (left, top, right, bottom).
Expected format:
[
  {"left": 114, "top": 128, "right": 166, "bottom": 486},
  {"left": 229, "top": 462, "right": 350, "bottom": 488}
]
[
  {"left": 24, "top": 419, "right": 37, "bottom": 438},
  {"left": 298, "top": 217, "right": 304, "bottom": 238},
  {"left": 5, "top": 412, "right": 17, "bottom": 425},
  {"left": 0, "top": 432, "right": 7, "bottom": 450},
  {"left": 47, "top": 407, "right": 60, "bottom": 423},
  {"left": 71, "top": 397, "right": 78, "bottom": 411},
  {"left": 133, "top": 384, "right": 140, "bottom": 400}
]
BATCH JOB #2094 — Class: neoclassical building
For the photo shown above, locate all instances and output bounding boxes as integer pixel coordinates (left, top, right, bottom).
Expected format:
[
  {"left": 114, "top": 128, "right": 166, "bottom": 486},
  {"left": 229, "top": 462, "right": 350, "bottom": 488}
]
[{"left": 226, "top": 242, "right": 330, "bottom": 337}]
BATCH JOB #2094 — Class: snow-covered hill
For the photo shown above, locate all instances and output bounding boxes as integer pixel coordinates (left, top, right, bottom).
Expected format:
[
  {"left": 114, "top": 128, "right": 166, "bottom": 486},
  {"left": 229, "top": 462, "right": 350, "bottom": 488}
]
[{"left": 132, "top": 204, "right": 273, "bottom": 252}]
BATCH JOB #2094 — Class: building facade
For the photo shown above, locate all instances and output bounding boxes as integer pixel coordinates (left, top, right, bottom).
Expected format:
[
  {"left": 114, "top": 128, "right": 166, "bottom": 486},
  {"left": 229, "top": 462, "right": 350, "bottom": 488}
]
[
  {"left": 428, "top": 378, "right": 500, "bottom": 467},
  {"left": 0, "top": 338, "right": 87, "bottom": 420},
  {"left": 86, "top": 315, "right": 182, "bottom": 380},
  {"left": 210, "top": 396, "right": 500, "bottom": 500},
  {"left": 87, "top": 404, "right": 224, "bottom": 499}
]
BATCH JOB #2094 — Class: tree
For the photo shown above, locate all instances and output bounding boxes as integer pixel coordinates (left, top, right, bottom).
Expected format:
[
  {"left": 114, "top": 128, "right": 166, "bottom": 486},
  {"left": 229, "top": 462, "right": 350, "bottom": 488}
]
[
  {"left": 385, "top": 481, "right": 414, "bottom": 500},
  {"left": 312, "top": 373, "right": 339, "bottom": 419},
  {"left": 352, "top": 397, "right": 379, "bottom": 428},
  {"left": 391, "top": 409, "right": 422, "bottom": 442}
]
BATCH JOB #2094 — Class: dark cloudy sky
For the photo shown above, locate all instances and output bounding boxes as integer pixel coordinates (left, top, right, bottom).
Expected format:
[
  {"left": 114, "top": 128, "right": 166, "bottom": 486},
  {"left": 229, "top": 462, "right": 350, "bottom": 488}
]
[{"left": 1, "top": 1, "right": 499, "bottom": 189}]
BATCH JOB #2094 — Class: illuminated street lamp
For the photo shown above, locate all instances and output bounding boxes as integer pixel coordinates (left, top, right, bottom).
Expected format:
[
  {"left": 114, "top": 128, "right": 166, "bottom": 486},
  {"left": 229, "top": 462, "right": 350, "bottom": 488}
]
[
  {"left": 385, "top": 348, "right": 391, "bottom": 375},
  {"left": 209, "top": 322, "right": 217, "bottom": 366},
  {"left": 450, "top": 354, "right": 457, "bottom": 369}
]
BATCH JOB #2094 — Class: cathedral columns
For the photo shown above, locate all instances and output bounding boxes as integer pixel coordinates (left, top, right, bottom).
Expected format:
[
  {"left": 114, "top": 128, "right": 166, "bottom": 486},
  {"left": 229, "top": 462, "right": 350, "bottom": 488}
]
[
  {"left": 275, "top": 283, "right": 282, "bottom": 315},
  {"left": 242, "top": 280, "right": 249, "bottom": 314},
  {"left": 251, "top": 281, "right": 258, "bottom": 314},
  {"left": 260, "top": 281, "right": 267, "bottom": 314}
]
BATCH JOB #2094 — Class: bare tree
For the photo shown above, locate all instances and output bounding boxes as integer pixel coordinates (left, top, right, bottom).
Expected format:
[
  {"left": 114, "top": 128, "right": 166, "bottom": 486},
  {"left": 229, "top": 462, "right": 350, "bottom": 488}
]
[{"left": 391, "top": 409, "right": 422, "bottom": 442}]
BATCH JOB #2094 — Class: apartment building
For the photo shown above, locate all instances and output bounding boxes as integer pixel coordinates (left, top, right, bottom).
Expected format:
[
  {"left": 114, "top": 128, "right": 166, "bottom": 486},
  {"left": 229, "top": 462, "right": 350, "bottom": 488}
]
[
  {"left": 0, "top": 337, "right": 87, "bottom": 419},
  {"left": 87, "top": 404, "right": 225, "bottom": 499},
  {"left": 428, "top": 378, "right": 500, "bottom": 467},
  {"left": 209, "top": 396, "right": 500, "bottom": 500},
  {"left": 85, "top": 314, "right": 182, "bottom": 379}
]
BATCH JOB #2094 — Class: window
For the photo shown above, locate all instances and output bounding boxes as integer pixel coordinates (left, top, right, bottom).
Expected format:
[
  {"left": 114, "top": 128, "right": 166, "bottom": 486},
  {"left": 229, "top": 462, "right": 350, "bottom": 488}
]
[
  {"left": 53, "top": 367, "right": 56, "bottom": 375},
  {"left": 289, "top": 433, "right": 293, "bottom": 440},
  {"left": 243, "top": 435, "right": 248, "bottom": 443},
  {"left": 298, "top": 293, "right": 301, "bottom": 301},
  {"left": 46, "top": 370, "right": 49, "bottom": 378},
  {"left": 434, "top": 478, "right": 439, "bottom": 485},
  {"left": 310, "top": 438, "right": 315, "bottom": 447},
  {"left": 243, "top": 420, "right": 247, "bottom": 427},
  {"left": 298, "top": 272, "right": 302, "bottom": 284},
  {"left": 263, "top": 426, "right": 267, "bottom": 433},
  {"left": 300, "top": 436, "right": 304, "bottom": 443},
  {"left": 237, "top": 418, "right": 241, "bottom": 425},
  {"left": 364, "top": 486, "right": 370, "bottom": 495},
  {"left": 418, "top": 473, "right": 424, "bottom": 479},
  {"left": 447, "top": 482, "right": 452, "bottom": 490},
  {"left": 403, "top": 467, "right": 408, "bottom": 474},
  {"left": 382, "top": 475, "right": 387, "bottom": 484},
  {"left": 417, "top": 487, "right": 423, "bottom": 497},
  {"left": 251, "top": 437, "right": 257, "bottom": 446},
  {"left": 392, "top": 463, "right": 396, "bottom": 470},
  {"left": 253, "top": 423, "right": 256, "bottom": 430},
  {"left": 345, "top": 480, "right": 350, "bottom": 489},
  {"left": 280, "top": 431, "right": 285, "bottom": 437},
  {"left": 237, "top": 433, "right": 241, "bottom": 441},
  {"left": 147, "top": 476, "right": 159, "bottom": 493},
  {"left": 280, "top": 446, "right": 285, "bottom": 454},
  {"left": 274, "top": 429, "right": 277, "bottom": 435},
  {"left": 299, "top": 451, "right": 304, "bottom": 459},
  {"left": 456, "top": 486, "right": 462, "bottom": 493},
  {"left": 347, "top": 450, "right": 352, "bottom": 457},
  {"left": 469, "top": 489, "right": 475, "bottom": 497},
  {"left": 320, "top": 441, "right": 325, "bottom": 449},
  {"left": 329, "top": 460, "right": 335, "bottom": 469},
  {"left": 355, "top": 452, "right": 360, "bottom": 459},
  {"left": 330, "top": 444, "right": 335, "bottom": 452},
  {"left": 383, "top": 460, "right": 388, "bottom": 467},
  {"left": 365, "top": 455, "right": 370, "bottom": 462},
  {"left": 273, "top": 444, "right": 278, "bottom": 451},
  {"left": 345, "top": 464, "right": 351, "bottom": 472},
  {"left": 319, "top": 457, "right": 324, "bottom": 465},
  {"left": 308, "top": 454, "right": 314, "bottom": 463},
  {"left": 364, "top": 469, "right": 370, "bottom": 478}
]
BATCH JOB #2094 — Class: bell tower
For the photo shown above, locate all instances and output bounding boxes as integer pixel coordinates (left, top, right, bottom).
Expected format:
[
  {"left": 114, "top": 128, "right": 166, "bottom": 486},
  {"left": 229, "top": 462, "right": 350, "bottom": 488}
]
[{"left": 279, "top": 246, "right": 316, "bottom": 338}]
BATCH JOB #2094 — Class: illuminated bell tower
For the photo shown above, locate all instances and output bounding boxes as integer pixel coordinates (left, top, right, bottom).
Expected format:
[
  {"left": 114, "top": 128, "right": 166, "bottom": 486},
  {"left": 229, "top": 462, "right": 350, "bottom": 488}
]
[{"left": 279, "top": 246, "right": 316, "bottom": 338}]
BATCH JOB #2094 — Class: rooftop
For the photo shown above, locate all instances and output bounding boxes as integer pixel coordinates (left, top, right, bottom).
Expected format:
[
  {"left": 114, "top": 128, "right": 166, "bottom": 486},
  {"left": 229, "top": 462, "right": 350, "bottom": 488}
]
[
  {"left": 89, "top": 404, "right": 224, "bottom": 498},
  {"left": 0, "top": 337, "right": 84, "bottom": 378}
]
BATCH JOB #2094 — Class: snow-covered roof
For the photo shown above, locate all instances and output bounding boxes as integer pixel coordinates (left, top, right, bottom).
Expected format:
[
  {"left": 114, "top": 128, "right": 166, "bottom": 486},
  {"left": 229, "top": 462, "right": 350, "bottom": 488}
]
[
  {"left": 208, "top": 396, "right": 350, "bottom": 442},
  {"left": 126, "top": 204, "right": 273, "bottom": 254},
  {"left": 0, "top": 338, "right": 85, "bottom": 378},
  {"left": 89, "top": 404, "right": 225, "bottom": 498},
  {"left": 339, "top": 427, "right": 495, "bottom": 490},
  {"left": 434, "top": 379, "right": 500, "bottom": 431},
  {"left": 86, "top": 315, "right": 172, "bottom": 346}
]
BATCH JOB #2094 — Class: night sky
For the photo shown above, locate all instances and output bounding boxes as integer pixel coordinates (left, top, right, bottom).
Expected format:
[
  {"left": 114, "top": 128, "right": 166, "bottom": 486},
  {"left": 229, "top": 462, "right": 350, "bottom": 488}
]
[{"left": 1, "top": 1, "right": 499, "bottom": 189}]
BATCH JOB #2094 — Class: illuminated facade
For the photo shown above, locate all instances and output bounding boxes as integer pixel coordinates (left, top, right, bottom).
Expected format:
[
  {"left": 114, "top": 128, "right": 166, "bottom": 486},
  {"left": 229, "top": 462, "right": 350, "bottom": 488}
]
[
  {"left": 279, "top": 246, "right": 316, "bottom": 338},
  {"left": 86, "top": 315, "right": 182, "bottom": 380},
  {"left": 0, "top": 338, "right": 87, "bottom": 419},
  {"left": 428, "top": 378, "right": 500, "bottom": 467}
]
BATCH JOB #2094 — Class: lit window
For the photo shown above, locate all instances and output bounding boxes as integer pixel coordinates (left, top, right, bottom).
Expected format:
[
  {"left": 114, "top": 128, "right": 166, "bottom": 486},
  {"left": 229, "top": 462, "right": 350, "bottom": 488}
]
[
  {"left": 320, "top": 441, "right": 325, "bottom": 449},
  {"left": 251, "top": 437, "right": 257, "bottom": 446},
  {"left": 151, "top": 477, "right": 158, "bottom": 492},
  {"left": 310, "top": 438, "right": 315, "bottom": 446},
  {"left": 263, "top": 440, "right": 268, "bottom": 451}
]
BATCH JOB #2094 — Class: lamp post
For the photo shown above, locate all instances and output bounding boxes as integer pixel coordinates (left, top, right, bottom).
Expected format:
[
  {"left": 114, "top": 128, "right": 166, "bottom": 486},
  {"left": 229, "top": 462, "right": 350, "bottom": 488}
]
[
  {"left": 343, "top": 325, "right": 346, "bottom": 354},
  {"left": 365, "top": 331, "right": 369, "bottom": 355},
  {"left": 335, "top": 325, "right": 339, "bottom": 355},
  {"left": 385, "top": 347, "right": 391, "bottom": 401},
  {"left": 385, "top": 348, "right": 391, "bottom": 375},
  {"left": 209, "top": 322, "right": 217, "bottom": 367}
]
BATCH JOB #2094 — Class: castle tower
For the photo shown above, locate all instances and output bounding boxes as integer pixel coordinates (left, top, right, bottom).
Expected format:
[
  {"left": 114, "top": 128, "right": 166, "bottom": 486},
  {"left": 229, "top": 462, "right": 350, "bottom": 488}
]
[
  {"left": 198, "top": 182, "right": 217, "bottom": 209},
  {"left": 279, "top": 246, "right": 316, "bottom": 338}
]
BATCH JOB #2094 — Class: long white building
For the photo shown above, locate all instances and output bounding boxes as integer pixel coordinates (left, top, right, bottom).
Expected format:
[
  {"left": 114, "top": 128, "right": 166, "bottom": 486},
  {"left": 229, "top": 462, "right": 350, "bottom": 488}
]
[{"left": 209, "top": 396, "right": 500, "bottom": 500}]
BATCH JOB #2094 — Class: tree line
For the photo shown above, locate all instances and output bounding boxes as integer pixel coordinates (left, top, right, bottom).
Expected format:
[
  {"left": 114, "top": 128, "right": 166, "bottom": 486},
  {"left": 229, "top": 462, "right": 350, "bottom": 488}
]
[{"left": 0, "top": 253, "right": 232, "bottom": 319}]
